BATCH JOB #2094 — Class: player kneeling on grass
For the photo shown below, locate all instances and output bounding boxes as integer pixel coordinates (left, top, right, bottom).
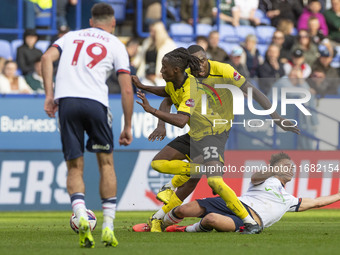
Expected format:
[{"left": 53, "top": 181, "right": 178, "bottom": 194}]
[{"left": 134, "top": 152, "right": 340, "bottom": 233}]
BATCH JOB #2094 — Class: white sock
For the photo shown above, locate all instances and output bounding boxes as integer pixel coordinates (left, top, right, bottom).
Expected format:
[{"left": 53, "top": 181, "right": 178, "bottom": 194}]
[
  {"left": 102, "top": 197, "right": 117, "bottom": 231},
  {"left": 70, "top": 193, "right": 87, "bottom": 220},
  {"left": 242, "top": 215, "right": 257, "bottom": 225},
  {"left": 163, "top": 208, "right": 183, "bottom": 228},
  {"left": 185, "top": 222, "right": 201, "bottom": 232},
  {"left": 153, "top": 208, "right": 166, "bottom": 220},
  {"left": 164, "top": 181, "right": 175, "bottom": 190}
]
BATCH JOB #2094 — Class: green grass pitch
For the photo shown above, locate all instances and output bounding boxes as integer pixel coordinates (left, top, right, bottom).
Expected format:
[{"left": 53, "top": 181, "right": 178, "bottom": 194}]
[{"left": 0, "top": 210, "right": 339, "bottom": 255}]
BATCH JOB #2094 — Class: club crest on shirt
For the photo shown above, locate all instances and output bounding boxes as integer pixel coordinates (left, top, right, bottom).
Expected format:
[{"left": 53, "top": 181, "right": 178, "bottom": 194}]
[
  {"left": 233, "top": 71, "right": 241, "bottom": 81},
  {"left": 185, "top": 99, "right": 195, "bottom": 107}
]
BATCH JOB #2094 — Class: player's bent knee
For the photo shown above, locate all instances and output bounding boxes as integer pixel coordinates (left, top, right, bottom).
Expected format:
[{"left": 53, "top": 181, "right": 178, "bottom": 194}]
[
  {"left": 174, "top": 205, "right": 186, "bottom": 218},
  {"left": 202, "top": 213, "right": 217, "bottom": 227}
]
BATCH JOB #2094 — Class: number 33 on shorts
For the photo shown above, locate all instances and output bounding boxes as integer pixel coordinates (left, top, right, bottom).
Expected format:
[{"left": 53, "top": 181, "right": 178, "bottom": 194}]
[{"left": 203, "top": 146, "right": 219, "bottom": 160}]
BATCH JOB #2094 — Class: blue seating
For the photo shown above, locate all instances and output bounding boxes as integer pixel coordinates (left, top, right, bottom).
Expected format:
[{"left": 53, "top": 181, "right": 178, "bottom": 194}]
[
  {"left": 36, "top": 40, "right": 50, "bottom": 53},
  {"left": 0, "top": 40, "right": 12, "bottom": 59},
  {"left": 11, "top": 39, "right": 23, "bottom": 60},
  {"left": 35, "top": 8, "right": 52, "bottom": 27},
  {"left": 235, "top": 25, "right": 256, "bottom": 42},
  {"left": 174, "top": 41, "right": 190, "bottom": 49},
  {"left": 196, "top": 24, "right": 212, "bottom": 37},
  {"left": 105, "top": 0, "right": 126, "bottom": 23},
  {"left": 254, "top": 9, "right": 270, "bottom": 25},
  {"left": 257, "top": 44, "right": 269, "bottom": 57},
  {"left": 167, "top": 6, "right": 181, "bottom": 22},
  {"left": 169, "top": 23, "right": 193, "bottom": 42},
  {"left": 256, "top": 26, "right": 276, "bottom": 44},
  {"left": 219, "top": 24, "right": 239, "bottom": 43},
  {"left": 218, "top": 42, "right": 240, "bottom": 55}
]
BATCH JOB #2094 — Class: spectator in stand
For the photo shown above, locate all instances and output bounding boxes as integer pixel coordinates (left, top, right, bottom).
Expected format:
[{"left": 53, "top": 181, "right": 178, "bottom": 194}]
[
  {"left": 308, "top": 16, "right": 327, "bottom": 45},
  {"left": 312, "top": 45, "right": 339, "bottom": 78},
  {"left": 258, "top": 43, "right": 285, "bottom": 95},
  {"left": 277, "top": 19, "right": 296, "bottom": 52},
  {"left": 196, "top": 36, "right": 209, "bottom": 51},
  {"left": 206, "top": 31, "right": 229, "bottom": 62},
  {"left": 297, "top": 0, "right": 328, "bottom": 36},
  {"left": 24, "top": 0, "right": 52, "bottom": 29},
  {"left": 241, "top": 34, "right": 263, "bottom": 78},
  {"left": 0, "top": 57, "right": 6, "bottom": 73},
  {"left": 272, "top": 67, "right": 318, "bottom": 150},
  {"left": 284, "top": 49, "right": 312, "bottom": 78},
  {"left": 17, "top": 29, "right": 43, "bottom": 75},
  {"left": 57, "top": 0, "right": 78, "bottom": 30},
  {"left": 292, "top": 29, "right": 320, "bottom": 66},
  {"left": 133, "top": 21, "right": 176, "bottom": 84},
  {"left": 271, "top": 30, "right": 290, "bottom": 63},
  {"left": 24, "top": 57, "right": 44, "bottom": 93},
  {"left": 180, "top": 0, "right": 214, "bottom": 25},
  {"left": 308, "top": 67, "right": 339, "bottom": 96},
  {"left": 234, "top": 0, "right": 260, "bottom": 26},
  {"left": 324, "top": 0, "right": 340, "bottom": 43},
  {"left": 140, "top": 63, "right": 164, "bottom": 87},
  {"left": 0, "top": 60, "right": 33, "bottom": 94},
  {"left": 214, "top": 0, "right": 240, "bottom": 26},
  {"left": 259, "top": 0, "right": 303, "bottom": 27},
  {"left": 226, "top": 46, "right": 249, "bottom": 78}
]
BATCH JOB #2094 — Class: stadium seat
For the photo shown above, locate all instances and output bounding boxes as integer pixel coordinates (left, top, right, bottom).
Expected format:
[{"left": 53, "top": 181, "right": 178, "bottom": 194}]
[
  {"left": 36, "top": 40, "right": 50, "bottom": 53},
  {"left": 331, "top": 46, "right": 340, "bottom": 68},
  {"left": 219, "top": 24, "right": 239, "bottom": 43},
  {"left": 218, "top": 42, "right": 240, "bottom": 55},
  {"left": 35, "top": 8, "right": 52, "bottom": 27},
  {"left": 105, "top": 0, "right": 126, "bottom": 23},
  {"left": 235, "top": 25, "right": 256, "bottom": 42},
  {"left": 0, "top": 40, "right": 13, "bottom": 59},
  {"left": 256, "top": 26, "right": 276, "bottom": 44},
  {"left": 174, "top": 41, "right": 190, "bottom": 49},
  {"left": 169, "top": 23, "right": 193, "bottom": 42},
  {"left": 254, "top": 9, "right": 271, "bottom": 25},
  {"left": 197, "top": 24, "right": 212, "bottom": 37},
  {"left": 257, "top": 44, "right": 269, "bottom": 57},
  {"left": 11, "top": 39, "right": 23, "bottom": 60}
]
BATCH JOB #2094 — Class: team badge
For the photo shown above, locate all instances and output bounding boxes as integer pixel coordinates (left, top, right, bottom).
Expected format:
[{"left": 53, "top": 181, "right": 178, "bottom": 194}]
[
  {"left": 185, "top": 99, "right": 195, "bottom": 107},
  {"left": 233, "top": 71, "right": 241, "bottom": 81}
]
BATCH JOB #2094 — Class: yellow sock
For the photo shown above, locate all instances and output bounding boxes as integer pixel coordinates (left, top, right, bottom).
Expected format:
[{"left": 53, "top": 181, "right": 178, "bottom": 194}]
[
  {"left": 151, "top": 160, "right": 200, "bottom": 175},
  {"left": 207, "top": 176, "right": 249, "bottom": 219},
  {"left": 171, "top": 175, "right": 190, "bottom": 188},
  {"left": 162, "top": 193, "right": 183, "bottom": 214}
]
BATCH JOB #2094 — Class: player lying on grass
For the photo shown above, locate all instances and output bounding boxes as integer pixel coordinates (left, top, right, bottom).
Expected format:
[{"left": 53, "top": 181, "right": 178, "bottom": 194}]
[
  {"left": 135, "top": 45, "right": 299, "bottom": 234},
  {"left": 133, "top": 152, "right": 340, "bottom": 233}
]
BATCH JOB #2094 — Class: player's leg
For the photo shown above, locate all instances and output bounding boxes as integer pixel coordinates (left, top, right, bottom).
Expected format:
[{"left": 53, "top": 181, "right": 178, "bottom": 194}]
[
  {"left": 85, "top": 100, "right": 117, "bottom": 245},
  {"left": 201, "top": 213, "right": 237, "bottom": 232},
  {"left": 96, "top": 152, "right": 118, "bottom": 247},
  {"left": 198, "top": 132, "right": 261, "bottom": 234},
  {"left": 59, "top": 98, "right": 94, "bottom": 248}
]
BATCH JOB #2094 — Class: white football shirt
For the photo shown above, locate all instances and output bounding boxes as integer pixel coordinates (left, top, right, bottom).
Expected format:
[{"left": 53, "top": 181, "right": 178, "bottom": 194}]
[
  {"left": 239, "top": 177, "right": 301, "bottom": 228},
  {"left": 52, "top": 27, "right": 130, "bottom": 107}
]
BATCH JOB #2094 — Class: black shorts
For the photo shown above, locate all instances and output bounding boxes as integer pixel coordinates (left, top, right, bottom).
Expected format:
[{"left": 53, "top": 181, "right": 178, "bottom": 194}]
[
  {"left": 167, "top": 131, "right": 229, "bottom": 163},
  {"left": 196, "top": 197, "right": 252, "bottom": 232},
  {"left": 58, "top": 97, "right": 113, "bottom": 160}
]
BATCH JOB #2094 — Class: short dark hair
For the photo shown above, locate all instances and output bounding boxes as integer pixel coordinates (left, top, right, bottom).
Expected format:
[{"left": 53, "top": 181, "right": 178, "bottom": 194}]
[
  {"left": 269, "top": 152, "right": 291, "bottom": 167},
  {"left": 91, "top": 3, "right": 114, "bottom": 20},
  {"left": 187, "top": 45, "right": 205, "bottom": 54}
]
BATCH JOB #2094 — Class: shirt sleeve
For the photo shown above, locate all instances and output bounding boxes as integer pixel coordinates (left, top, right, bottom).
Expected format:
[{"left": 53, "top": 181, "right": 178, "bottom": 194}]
[
  {"left": 52, "top": 35, "right": 65, "bottom": 54},
  {"left": 113, "top": 41, "right": 131, "bottom": 75},
  {"left": 223, "top": 63, "right": 246, "bottom": 88},
  {"left": 287, "top": 197, "right": 302, "bottom": 212},
  {"left": 177, "top": 80, "right": 193, "bottom": 116}
]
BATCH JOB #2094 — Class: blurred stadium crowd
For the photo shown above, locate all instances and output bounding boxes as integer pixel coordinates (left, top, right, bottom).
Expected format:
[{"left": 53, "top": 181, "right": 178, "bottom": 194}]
[{"left": 0, "top": 0, "right": 340, "bottom": 98}]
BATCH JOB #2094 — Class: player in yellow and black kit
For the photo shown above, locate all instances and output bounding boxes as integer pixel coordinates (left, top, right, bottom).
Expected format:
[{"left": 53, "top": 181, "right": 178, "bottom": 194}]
[{"left": 132, "top": 47, "right": 299, "bottom": 234}]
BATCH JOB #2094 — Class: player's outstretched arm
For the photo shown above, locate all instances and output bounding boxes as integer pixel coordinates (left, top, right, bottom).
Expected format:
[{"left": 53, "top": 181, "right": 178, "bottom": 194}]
[
  {"left": 241, "top": 81, "right": 300, "bottom": 134},
  {"left": 118, "top": 73, "right": 134, "bottom": 146},
  {"left": 148, "top": 97, "right": 173, "bottom": 141},
  {"left": 41, "top": 46, "right": 60, "bottom": 118},
  {"left": 298, "top": 190, "right": 340, "bottom": 212},
  {"left": 137, "top": 91, "right": 189, "bottom": 128},
  {"left": 131, "top": 75, "right": 168, "bottom": 97}
]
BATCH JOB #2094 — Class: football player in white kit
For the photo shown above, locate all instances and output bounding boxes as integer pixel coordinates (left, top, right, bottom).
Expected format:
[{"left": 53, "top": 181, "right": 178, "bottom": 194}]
[
  {"left": 134, "top": 152, "right": 340, "bottom": 233},
  {"left": 42, "top": 3, "right": 133, "bottom": 248}
]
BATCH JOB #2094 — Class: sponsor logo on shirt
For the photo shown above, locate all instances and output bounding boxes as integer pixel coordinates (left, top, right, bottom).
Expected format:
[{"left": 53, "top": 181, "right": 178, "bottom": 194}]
[{"left": 233, "top": 71, "right": 241, "bottom": 81}]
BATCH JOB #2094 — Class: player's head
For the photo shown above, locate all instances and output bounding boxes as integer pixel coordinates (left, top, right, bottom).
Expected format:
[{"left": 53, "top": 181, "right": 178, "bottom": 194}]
[
  {"left": 90, "top": 3, "right": 115, "bottom": 32},
  {"left": 161, "top": 47, "right": 200, "bottom": 83},
  {"left": 270, "top": 152, "right": 295, "bottom": 183},
  {"left": 188, "top": 45, "right": 209, "bottom": 78}
]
